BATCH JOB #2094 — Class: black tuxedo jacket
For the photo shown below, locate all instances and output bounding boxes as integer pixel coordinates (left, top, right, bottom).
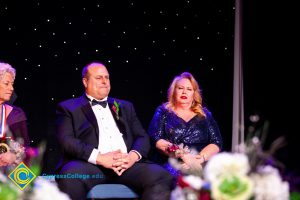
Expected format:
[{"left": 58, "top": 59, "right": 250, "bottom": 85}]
[{"left": 56, "top": 95, "right": 150, "bottom": 168}]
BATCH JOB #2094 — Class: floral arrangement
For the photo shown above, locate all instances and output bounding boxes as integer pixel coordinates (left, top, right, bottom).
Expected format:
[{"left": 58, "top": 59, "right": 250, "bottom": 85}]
[
  {"left": 0, "top": 137, "right": 26, "bottom": 165},
  {"left": 169, "top": 122, "right": 300, "bottom": 200},
  {"left": 0, "top": 141, "right": 71, "bottom": 200}
]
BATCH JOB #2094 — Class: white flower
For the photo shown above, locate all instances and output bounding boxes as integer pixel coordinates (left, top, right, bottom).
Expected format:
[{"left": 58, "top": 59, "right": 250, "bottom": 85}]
[
  {"left": 29, "top": 177, "right": 71, "bottom": 200},
  {"left": 251, "top": 166, "right": 289, "bottom": 200},
  {"left": 182, "top": 175, "right": 203, "bottom": 190},
  {"left": 170, "top": 187, "right": 186, "bottom": 200},
  {"left": 211, "top": 174, "right": 254, "bottom": 200},
  {"left": 204, "top": 152, "right": 250, "bottom": 182},
  {"left": 0, "top": 172, "right": 8, "bottom": 182}
]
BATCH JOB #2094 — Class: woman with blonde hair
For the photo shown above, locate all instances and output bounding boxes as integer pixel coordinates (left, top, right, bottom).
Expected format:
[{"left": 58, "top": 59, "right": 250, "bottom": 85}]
[{"left": 148, "top": 72, "right": 222, "bottom": 175}]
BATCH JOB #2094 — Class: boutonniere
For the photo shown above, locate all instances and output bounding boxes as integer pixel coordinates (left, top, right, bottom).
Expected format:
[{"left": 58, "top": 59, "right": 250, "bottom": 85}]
[{"left": 112, "top": 100, "right": 121, "bottom": 120}]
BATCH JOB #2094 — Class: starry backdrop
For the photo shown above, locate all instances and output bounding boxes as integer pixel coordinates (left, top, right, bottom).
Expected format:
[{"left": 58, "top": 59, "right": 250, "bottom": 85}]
[{"left": 0, "top": 0, "right": 297, "bottom": 174}]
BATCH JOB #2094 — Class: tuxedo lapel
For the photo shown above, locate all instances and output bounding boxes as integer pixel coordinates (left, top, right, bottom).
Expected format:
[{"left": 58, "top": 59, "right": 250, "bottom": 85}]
[
  {"left": 80, "top": 96, "right": 99, "bottom": 136},
  {"left": 108, "top": 98, "right": 127, "bottom": 140}
]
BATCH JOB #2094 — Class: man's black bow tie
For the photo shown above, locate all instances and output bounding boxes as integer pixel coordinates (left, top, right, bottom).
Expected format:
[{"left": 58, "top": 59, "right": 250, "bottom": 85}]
[{"left": 91, "top": 99, "right": 107, "bottom": 108}]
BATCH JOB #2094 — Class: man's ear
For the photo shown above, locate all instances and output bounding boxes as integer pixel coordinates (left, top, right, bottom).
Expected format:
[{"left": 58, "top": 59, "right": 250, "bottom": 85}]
[{"left": 82, "top": 78, "right": 87, "bottom": 88}]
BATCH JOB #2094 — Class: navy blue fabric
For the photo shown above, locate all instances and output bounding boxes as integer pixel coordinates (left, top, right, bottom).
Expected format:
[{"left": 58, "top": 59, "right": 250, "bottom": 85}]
[
  {"left": 148, "top": 105, "right": 223, "bottom": 166},
  {"left": 87, "top": 184, "right": 139, "bottom": 199}
]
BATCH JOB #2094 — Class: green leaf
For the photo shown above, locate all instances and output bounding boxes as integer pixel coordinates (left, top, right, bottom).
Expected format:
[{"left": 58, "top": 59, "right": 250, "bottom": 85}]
[{"left": 0, "top": 183, "right": 19, "bottom": 200}]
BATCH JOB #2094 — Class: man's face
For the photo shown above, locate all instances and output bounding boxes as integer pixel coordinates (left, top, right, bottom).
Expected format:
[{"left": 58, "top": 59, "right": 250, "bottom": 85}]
[
  {"left": 0, "top": 72, "right": 14, "bottom": 104},
  {"left": 83, "top": 64, "right": 110, "bottom": 100}
]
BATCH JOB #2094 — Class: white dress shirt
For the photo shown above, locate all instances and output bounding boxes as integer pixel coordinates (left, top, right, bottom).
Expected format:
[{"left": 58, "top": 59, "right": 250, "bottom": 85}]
[
  {"left": 87, "top": 95, "right": 127, "bottom": 164},
  {"left": 86, "top": 95, "right": 141, "bottom": 165}
]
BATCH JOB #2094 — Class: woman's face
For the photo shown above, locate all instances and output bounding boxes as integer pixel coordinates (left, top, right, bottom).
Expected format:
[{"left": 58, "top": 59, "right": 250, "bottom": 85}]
[
  {"left": 174, "top": 78, "right": 194, "bottom": 106},
  {"left": 0, "top": 72, "right": 14, "bottom": 104}
]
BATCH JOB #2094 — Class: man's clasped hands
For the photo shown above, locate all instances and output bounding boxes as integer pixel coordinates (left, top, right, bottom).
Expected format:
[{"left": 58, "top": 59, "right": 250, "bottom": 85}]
[{"left": 96, "top": 150, "right": 139, "bottom": 176}]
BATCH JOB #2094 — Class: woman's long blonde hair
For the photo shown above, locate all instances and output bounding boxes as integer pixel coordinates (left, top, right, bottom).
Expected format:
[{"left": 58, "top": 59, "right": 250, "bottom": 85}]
[{"left": 165, "top": 72, "right": 206, "bottom": 118}]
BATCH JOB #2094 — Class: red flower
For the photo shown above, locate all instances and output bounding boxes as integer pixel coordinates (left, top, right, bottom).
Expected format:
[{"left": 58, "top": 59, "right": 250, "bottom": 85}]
[
  {"left": 167, "top": 144, "right": 179, "bottom": 152},
  {"left": 177, "top": 175, "right": 191, "bottom": 188},
  {"left": 112, "top": 105, "right": 117, "bottom": 113},
  {"left": 199, "top": 190, "right": 211, "bottom": 200},
  {"left": 112, "top": 100, "right": 120, "bottom": 120}
]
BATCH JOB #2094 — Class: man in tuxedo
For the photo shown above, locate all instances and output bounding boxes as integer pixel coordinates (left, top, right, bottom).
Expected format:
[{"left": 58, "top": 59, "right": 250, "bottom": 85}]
[{"left": 55, "top": 62, "right": 174, "bottom": 200}]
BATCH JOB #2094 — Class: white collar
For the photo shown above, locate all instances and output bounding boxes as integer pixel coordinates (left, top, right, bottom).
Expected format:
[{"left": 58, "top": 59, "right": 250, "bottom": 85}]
[{"left": 86, "top": 94, "right": 108, "bottom": 102}]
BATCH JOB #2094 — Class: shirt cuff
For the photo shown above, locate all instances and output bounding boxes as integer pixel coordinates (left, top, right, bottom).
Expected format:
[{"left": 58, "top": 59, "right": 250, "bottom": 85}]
[
  {"left": 88, "top": 148, "right": 99, "bottom": 165},
  {"left": 130, "top": 150, "right": 142, "bottom": 161}
]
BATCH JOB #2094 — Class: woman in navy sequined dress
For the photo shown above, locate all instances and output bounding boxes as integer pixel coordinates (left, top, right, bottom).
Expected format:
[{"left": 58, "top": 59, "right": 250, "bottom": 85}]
[{"left": 148, "top": 72, "right": 222, "bottom": 175}]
